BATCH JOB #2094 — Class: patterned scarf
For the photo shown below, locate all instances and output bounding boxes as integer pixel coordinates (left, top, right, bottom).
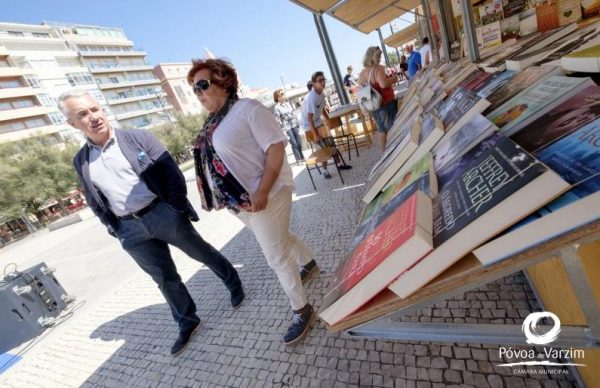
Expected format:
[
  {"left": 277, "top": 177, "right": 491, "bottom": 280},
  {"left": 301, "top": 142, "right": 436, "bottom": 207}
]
[{"left": 193, "top": 97, "right": 252, "bottom": 213}]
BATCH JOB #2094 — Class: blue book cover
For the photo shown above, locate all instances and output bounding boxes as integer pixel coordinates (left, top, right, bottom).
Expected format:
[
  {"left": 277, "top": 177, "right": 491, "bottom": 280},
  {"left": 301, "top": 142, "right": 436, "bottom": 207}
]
[
  {"left": 474, "top": 70, "right": 516, "bottom": 98},
  {"left": 535, "top": 117, "right": 600, "bottom": 197}
]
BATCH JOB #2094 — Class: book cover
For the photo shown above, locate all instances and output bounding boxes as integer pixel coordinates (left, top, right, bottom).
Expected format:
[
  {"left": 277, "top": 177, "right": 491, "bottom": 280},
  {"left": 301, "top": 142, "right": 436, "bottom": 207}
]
[
  {"left": 511, "top": 84, "right": 600, "bottom": 152},
  {"left": 536, "top": 26, "right": 600, "bottom": 67},
  {"left": 479, "top": 0, "right": 505, "bottom": 25},
  {"left": 433, "top": 134, "right": 550, "bottom": 247},
  {"left": 536, "top": 2, "right": 560, "bottom": 33},
  {"left": 535, "top": 117, "right": 600, "bottom": 196},
  {"left": 460, "top": 70, "right": 493, "bottom": 92},
  {"left": 477, "top": 21, "right": 503, "bottom": 49},
  {"left": 360, "top": 153, "right": 435, "bottom": 227},
  {"left": 475, "top": 120, "right": 600, "bottom": 265},
  {"left": 486, "top": 75, "right": 591, "bottom": 136},
  {"left": 558, "top": 0, "right": 582, "bottom": 25},
  {"left": 320, "top": 190, "right": 432, "bottom": 325},
  {"left": 438, "top": 87, "right": 491, "bottom": 135},
  {"left": 433, "top": 113, "right": 497, "bottom": 172},
  {"left": 387, "top": 133, "right": 569, "bottom": 298},
  {"left": 474, "top": 70, "right": 516, "bottom": 98},
  {"left": 503, "top": 0, "right": 527, "bottom": 17},
  {"left": 485, "top": 66, "right": 560, "bottom": 109},
  {"left": 363, "top": 119, "right": 421, "bottom": 203},
  {"left": 501, "top": 15, "right": 521, "bottom": 41}
]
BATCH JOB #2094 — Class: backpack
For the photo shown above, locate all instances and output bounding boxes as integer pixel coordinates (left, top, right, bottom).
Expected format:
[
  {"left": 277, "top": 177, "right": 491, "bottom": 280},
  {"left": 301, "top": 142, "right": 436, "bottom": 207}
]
[{"left": 357, "top": 67, "right": 382, "bottom": 112}]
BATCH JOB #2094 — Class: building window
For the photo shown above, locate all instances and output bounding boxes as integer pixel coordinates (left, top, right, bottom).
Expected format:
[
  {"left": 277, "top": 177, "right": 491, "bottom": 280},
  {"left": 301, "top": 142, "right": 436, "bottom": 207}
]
[
  {"left": 48, "top": 112, "right": 65, "bottom": 124},
  {"left": 0, "top": 79, "right": 23, "bottom": 88},
  {"left": 66, "top": 72, "right": 94, "bottom": 86},
  {"left": 0, "top": 58, "right": 10, "bottom": 67},
  {"left": 12, "top": 98, "right": 36, "bottom": 109},
  {"left": 24, "top": 75, "right": 40, "bottom": 88},
  {"left": 7, "top": 31, "right": 24, "bottom": 37},
  {"left": 32, "top": 32, "right": 50, "bottom": 38},
  {"left": 37, "top": 94, "right": 55, "bottom": 106}
]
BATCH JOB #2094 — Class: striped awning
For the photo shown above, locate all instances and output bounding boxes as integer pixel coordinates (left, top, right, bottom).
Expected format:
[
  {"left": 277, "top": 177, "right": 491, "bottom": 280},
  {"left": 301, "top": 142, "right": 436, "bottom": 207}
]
[{"left": 290, "top": 0, "right": 422, "bottom": 34}]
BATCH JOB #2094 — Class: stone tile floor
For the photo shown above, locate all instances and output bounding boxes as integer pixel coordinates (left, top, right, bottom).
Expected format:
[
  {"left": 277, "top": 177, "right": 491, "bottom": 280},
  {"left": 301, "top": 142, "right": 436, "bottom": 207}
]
[{"left": 0, "top": 145, "right": 578, "bottom": 387}]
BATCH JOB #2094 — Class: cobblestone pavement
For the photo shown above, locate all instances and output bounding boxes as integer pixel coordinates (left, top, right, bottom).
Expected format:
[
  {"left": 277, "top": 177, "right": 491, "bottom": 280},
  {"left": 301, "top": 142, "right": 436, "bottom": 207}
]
[{"left": 0, "top": 145, "right": 579, "bottom": 387}]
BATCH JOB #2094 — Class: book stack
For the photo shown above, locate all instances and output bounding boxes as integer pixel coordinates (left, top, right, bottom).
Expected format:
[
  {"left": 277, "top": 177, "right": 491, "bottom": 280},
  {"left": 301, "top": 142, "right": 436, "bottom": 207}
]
[{"left": 319, "top": 52, "right": 600, "bottom": 328}]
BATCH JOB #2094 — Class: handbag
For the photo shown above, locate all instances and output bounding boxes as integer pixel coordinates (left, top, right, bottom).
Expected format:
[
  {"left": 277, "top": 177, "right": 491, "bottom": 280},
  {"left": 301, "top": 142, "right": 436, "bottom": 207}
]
[{"left": 357, "top": 67, "right": 382, "bottom": 112}]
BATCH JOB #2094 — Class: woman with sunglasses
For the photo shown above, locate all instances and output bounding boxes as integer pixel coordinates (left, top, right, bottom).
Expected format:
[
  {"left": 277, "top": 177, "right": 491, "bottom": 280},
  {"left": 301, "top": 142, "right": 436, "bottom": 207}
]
[
  {"left": 273, "top": 89, "right": 305, "bottom": 164},
  {"left": 187, "top": 58, "right": 318, "bottom": 346},
  {"left": 357, "top": 46, "right": 398, "bottom": 151}
]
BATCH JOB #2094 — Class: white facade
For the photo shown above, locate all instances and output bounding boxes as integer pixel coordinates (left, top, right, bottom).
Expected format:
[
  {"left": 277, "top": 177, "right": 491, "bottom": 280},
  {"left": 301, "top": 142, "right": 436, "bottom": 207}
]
[
  {"left": 0, "top": 22, "right": 107, "bottom": 143},
  {"left": 46, "top": 22, "right": 174, "bottom": 131}
]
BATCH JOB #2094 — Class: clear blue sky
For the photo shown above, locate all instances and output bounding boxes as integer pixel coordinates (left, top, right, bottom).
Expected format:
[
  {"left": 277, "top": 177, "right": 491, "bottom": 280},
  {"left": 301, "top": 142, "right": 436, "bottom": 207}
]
[{"left": 1, "top": 0, "right": 412, "bottom": 89}]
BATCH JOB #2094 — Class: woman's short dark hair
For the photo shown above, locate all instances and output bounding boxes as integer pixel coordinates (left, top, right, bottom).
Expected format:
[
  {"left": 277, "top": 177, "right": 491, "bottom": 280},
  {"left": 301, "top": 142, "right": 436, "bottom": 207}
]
[{"left": 187, "top": 58, "right": 239, "bottom": 97}]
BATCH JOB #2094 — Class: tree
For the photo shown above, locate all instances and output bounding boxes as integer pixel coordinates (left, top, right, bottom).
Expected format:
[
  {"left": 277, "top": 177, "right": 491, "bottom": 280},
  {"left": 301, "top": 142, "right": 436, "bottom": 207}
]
[
  {"left": 151, "top": 111, "right": 208, "bottom": 164},
  {"left": 0, "top": 138, "right": 80, "bottom": 220}
]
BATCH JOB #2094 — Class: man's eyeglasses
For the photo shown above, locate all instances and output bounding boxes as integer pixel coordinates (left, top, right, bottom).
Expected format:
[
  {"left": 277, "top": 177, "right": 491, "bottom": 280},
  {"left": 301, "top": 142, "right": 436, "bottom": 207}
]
[
  {"left": 315, "top": 78, "right": 326, "bottom": 83},
  {"left": 193, "top": 79, "right": 211, "bottom": 94}
]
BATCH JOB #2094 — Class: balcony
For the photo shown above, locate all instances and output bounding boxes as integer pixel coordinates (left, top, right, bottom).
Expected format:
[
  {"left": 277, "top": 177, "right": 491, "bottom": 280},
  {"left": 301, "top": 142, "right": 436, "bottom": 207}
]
[
  {"left": 0, "top": 67, "right": 23, "bottom": 77},
  {"left": 97, "top": 78, "right": 159, "bottom": 90},
  {"left": 0, "top": 123, "right": 62, "bottom": 143},
  {"left": 0, "top": 105, "right": 52, "bottom": 122},
  {"left": 88, "top": 64, "right": 153, "bottom": 74},
  {"left": 107, "top": 93, "right": 158, "bottom": 105},
  {"left": 0, "top": 86, "right": 36, "bottom": 99},
  {"left": 115, "top": 105, "right": 172, "bottom": 121},
  {"left": 80, "top": 49, "right": 146, "bottom": 57}
]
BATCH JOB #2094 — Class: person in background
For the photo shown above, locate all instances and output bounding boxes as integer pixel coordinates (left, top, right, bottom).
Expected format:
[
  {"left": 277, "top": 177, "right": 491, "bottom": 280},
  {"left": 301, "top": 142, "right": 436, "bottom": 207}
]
[
  {"left": 60, "top": 90, "right": 243, "bottom": 357},
  {"left": 300, "top": 71, "right": 352, "bottom": 178},
  {"left": 188, "top": 58, "right": 319, "bottom": 346},
  {"left": 358, "top": 46, "right": 398, "bottom": 151},
  {"left": 406, "top": 44, "right": 422, "bottom": 80},
  {"left": 273, "top": 89, "right": 305, "bottom": 164},
  {"left": 420, "top": 37, "right": 433, "bottom": 68},
  {"left": 343, "top": 65, "right": 359, "bottom": 101},
  {"left": 398, "top": 55, "right": 409, "bottom": 81}
]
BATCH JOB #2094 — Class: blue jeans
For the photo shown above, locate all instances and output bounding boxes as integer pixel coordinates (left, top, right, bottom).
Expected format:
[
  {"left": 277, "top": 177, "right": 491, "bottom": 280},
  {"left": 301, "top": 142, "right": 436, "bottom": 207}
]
[
  {"left": 115, "top": 201, "right": 241, "bottom": 331},
  {"left": 286, "top": 126, "right": 305, "bottom": 162}
]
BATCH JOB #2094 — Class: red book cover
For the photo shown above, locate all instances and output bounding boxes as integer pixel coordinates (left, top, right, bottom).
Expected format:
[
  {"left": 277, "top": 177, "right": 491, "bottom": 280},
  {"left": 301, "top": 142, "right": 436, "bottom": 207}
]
[{"left": 321, "top": 192, "right": 418, "bottom": 310}]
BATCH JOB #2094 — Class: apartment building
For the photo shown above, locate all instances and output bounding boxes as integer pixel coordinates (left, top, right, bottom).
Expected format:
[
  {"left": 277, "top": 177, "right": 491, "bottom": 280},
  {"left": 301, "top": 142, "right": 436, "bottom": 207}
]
[
  {"left": 153, "top": 63, "right": 203, "bottom": 116},
  {"left": 0, "top": 22, "right": 111, "bottom": 143},
  {"left": 47, "top": 22, "right": 173, "bottom": 131}
]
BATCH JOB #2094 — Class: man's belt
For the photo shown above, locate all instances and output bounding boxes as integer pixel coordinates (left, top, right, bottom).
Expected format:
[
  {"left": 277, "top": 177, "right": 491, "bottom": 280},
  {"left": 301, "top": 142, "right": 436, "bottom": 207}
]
[{"left": 119, "top": 198, "right": 160, "bottom": 220}]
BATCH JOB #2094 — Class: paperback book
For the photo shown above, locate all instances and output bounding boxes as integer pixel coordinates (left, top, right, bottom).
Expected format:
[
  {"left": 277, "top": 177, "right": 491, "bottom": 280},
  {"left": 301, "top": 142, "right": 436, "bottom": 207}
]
[{"left": 387, "top": 134, "right": 569, "bottom": 298}]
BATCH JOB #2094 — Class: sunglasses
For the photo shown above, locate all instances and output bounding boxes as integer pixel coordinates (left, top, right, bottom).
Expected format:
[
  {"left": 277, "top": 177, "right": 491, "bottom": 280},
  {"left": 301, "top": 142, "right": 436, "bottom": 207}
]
[
  {"left": 315, "top": 78, "right": 327, "bottom": 83},
  {"left": 193, "top": 79, "right": 211, "bottom": 94}
]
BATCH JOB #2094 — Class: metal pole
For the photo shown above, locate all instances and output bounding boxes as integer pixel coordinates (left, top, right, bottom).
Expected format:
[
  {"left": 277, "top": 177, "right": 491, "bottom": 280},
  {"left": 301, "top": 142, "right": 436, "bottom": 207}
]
[
  {"left": 434, "top": 0, "right": 451, "bottom": 62},
  {"left": 389, "top": 23, "right": 402, "bottom": 63},
  {"left": 313, "top": 13, "right": 349, "bottom": 105},
  {"left": 377, "top": 28, "right": 391, "bottom": 67},
  {"left": 460, "top": 0, "right": 480, "bottom": 62},
  {"left": 421, "top": 0, "right": 438, "bottom": 63}
]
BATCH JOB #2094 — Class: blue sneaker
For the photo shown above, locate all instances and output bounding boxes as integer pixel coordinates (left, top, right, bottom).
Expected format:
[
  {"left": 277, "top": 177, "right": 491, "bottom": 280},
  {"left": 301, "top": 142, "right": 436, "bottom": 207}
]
[{"left": 283, "top": 304, "right": 315, "bottom": 345}]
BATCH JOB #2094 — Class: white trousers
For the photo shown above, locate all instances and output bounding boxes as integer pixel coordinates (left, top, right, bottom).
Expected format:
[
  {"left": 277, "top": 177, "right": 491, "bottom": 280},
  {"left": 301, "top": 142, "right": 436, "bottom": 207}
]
[{"left": 235, "top": 187, "right": 313, "bottom": 310}]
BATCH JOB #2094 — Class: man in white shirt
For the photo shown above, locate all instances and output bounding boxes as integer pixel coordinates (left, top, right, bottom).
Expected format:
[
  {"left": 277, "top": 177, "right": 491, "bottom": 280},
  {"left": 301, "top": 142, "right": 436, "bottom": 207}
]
[
  {"left": 300, "top": 72, "right": 351, "bottom": 178},
  {"left": 420, "top": 37, "right": 433, "bottom": 68}
]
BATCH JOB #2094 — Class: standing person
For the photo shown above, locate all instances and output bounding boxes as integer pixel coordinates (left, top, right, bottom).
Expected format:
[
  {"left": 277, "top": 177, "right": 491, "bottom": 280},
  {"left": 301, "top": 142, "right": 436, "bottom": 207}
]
[
  {"left": 406, "top": 44, "right": 422, "bottom": 80},
  {"left": 59, "top": 90, "right": 244, "bottom": 357},
  {"left": 420, "top": 37, "right": 433, "bottom": 68},
  {"left": 273, "top": 89, "right": 305, "bottom": 164},
  {"left": 300, "top": 71, "right": 352, "bottom": 178},
  {"left": 358, "top": 46, "right": 398, "bottom": 151},
  {"left": 188, "top": 58, "right": 319, "bottom": 345},
  {"left": 343, "top": 65, "right": 359, "bottom": 100},
  {"left": 399, "top": 55, "right": 409, "bottom": 80}
]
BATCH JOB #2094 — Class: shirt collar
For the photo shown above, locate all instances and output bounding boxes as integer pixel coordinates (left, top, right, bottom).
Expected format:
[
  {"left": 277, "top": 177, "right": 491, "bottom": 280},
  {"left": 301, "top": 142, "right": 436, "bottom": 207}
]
[{"left": 87, "top": 132, "right": 117, "bottom": 152}]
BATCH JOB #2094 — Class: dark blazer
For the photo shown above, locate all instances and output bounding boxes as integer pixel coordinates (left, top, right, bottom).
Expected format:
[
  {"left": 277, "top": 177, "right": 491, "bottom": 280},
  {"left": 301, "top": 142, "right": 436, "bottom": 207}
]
[{"left": 73, "top": 128, "right": 199, "bottom": 236}]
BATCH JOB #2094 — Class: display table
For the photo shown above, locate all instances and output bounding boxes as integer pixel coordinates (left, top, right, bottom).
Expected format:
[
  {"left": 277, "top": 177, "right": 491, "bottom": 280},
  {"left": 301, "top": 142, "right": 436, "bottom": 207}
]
[{"left": 328, "top": 103, "right": 372, "bottom": 146}]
